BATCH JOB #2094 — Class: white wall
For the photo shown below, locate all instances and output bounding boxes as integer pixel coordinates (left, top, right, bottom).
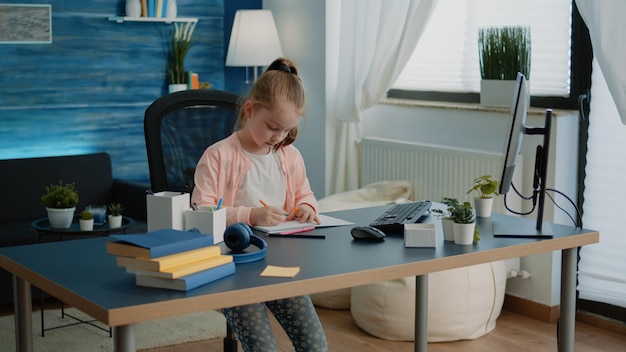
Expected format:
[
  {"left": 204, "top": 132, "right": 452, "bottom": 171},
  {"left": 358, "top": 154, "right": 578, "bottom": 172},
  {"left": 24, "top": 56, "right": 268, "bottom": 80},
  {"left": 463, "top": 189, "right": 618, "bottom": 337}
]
[{"left": 265, "top": 0, "right": 327, "bottom": 198}]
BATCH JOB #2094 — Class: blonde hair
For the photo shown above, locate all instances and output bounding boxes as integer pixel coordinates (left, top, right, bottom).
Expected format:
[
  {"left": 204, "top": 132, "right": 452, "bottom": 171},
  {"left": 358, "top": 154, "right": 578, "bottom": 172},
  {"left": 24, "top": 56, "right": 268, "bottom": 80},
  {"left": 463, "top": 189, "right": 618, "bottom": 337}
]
[{"left": 235, "top": 58, "right": 305, "bottom": 150}]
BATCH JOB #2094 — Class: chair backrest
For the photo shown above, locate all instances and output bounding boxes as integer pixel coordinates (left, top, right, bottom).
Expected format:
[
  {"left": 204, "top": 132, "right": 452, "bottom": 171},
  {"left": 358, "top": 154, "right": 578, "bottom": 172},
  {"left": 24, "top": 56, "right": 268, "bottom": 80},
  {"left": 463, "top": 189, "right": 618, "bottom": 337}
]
[{"left": 144, "top": 89, "right": 241, "bottom": 193}]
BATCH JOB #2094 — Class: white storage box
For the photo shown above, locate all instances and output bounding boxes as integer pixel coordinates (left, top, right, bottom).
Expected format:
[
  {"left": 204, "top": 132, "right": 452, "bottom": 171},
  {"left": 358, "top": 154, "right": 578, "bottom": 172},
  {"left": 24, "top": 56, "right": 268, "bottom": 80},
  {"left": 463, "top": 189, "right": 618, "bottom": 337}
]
[{"left": 404, "top": 223, "right": 437, "bottom": 248}]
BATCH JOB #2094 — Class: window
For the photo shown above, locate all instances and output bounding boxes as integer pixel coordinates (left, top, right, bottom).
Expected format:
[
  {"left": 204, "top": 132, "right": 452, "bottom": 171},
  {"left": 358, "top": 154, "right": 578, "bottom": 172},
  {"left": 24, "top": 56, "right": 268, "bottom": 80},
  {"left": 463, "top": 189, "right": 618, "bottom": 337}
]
[{"left": 388, "top": 0, "right": 590, "bottom": 110}]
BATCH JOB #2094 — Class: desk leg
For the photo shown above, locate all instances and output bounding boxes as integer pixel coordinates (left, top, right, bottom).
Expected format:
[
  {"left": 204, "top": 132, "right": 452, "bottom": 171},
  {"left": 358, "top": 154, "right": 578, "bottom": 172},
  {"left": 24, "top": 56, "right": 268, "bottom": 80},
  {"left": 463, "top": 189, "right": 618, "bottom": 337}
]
[
  {"left": 114, "top": 324, "right": 136, "bottom": 352},
  {"left": 559, "top": 248, "right": 577, "bottom": 352},
  {"left": 13, "top": 275, "right": 33, "bottom": 352},
  {"left": 415, "top": 275, "right": 428, "bottom": 352}
]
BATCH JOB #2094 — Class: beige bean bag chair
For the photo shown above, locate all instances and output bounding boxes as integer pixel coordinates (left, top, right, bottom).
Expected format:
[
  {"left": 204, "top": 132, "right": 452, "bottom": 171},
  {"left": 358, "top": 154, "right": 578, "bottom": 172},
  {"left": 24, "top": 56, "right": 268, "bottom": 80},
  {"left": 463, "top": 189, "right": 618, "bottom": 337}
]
[{"left": 312, "top": 181, "right": 507, "bottom": 342}]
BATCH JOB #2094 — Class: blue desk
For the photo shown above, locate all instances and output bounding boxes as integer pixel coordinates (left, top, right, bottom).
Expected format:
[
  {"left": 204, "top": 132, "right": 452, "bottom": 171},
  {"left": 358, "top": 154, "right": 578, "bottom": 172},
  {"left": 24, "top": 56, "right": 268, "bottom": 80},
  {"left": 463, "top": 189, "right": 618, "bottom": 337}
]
[{"left": 0, "top": 206, "right": 598, "bottom": 352}]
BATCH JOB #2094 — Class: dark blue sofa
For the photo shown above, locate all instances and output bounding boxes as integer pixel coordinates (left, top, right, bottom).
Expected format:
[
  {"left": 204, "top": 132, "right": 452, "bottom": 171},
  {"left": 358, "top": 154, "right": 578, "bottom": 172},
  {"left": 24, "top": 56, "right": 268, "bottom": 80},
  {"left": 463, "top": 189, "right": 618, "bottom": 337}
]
[{"left": 0, "top": 152, "right": 148, "bottom": 304}]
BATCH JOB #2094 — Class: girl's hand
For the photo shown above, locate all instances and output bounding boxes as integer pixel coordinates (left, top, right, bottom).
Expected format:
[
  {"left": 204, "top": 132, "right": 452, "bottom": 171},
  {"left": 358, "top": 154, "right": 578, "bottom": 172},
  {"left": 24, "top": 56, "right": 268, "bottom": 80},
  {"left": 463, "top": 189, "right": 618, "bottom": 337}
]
[
  {"left": 287, "top": 204, "right": 320, "bottom": 224},
  {"left": 250, "top": 206, "right": 284, "bottom": 226}
]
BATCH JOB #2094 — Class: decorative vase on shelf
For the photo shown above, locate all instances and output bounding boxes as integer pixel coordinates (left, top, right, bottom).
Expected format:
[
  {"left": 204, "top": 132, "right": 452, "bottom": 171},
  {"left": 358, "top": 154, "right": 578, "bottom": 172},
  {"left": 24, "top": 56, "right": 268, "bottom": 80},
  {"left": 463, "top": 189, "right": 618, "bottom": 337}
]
[
  {"left": 166, "top": 0, "right": 177, "bottom": 18},
  {"left": 126, "top": 0, "right": 142, "bottom": 18}
]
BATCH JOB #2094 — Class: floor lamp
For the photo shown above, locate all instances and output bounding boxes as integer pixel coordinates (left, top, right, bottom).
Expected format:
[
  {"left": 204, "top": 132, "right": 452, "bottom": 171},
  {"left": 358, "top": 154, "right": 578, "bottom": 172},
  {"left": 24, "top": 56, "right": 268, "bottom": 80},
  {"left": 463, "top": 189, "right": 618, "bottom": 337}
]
[{"left": 226, "top": 9, "right": 284, "bottom": 87}]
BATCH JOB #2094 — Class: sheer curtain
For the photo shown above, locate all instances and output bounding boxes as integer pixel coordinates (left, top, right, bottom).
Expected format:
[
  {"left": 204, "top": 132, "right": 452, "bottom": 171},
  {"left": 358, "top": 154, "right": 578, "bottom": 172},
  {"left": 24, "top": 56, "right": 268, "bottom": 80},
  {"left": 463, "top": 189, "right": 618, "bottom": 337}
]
[
  {"left": 329, "top": 0, "right": 437, "bottom": 194},
  {"left": 575, "top": 0, "right": 626, "bottom": 308}
]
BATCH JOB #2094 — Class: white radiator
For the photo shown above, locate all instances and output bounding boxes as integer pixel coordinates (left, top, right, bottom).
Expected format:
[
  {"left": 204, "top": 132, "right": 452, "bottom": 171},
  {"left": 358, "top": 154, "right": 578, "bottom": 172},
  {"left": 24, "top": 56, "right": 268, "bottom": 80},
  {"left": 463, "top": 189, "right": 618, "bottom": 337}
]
[{"left": 360, "top": 137, "right": 523, "bottom": 214}]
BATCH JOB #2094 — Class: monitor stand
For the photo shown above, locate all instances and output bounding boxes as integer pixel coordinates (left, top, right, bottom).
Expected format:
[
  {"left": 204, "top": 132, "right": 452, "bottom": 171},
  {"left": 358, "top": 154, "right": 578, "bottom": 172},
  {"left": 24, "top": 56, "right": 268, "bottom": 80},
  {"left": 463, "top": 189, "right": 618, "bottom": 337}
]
[
  {"left": 494, "top": 109, "right": 554, "bottom": 239},
  {"left": 493, "top": 221, "right": 553, "bottom": 238}
]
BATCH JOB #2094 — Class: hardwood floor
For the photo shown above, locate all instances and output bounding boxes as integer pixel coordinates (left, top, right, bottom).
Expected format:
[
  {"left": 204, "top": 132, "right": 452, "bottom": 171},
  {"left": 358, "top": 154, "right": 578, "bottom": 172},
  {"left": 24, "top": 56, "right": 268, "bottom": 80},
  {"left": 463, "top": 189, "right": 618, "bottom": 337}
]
[
  {"left": 139, "top": 307, "right": 626, "bottom": 352},
  {"left": 2, "top": 300, "right": 625, "bottom": 351}
]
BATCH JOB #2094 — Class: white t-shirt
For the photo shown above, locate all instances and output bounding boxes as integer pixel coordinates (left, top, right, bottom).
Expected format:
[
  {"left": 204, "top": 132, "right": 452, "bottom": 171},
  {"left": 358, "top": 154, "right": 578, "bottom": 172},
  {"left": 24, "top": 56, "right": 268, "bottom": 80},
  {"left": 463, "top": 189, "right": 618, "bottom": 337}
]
[{"left": 235, "top": 150, "right": 286, "bottom": 209}]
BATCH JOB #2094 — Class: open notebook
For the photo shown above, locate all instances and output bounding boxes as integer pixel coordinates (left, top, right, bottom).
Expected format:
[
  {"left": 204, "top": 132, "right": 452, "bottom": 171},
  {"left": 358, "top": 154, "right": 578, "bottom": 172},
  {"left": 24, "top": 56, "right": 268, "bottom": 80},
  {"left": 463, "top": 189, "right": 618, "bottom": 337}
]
[{"left": 253, "top": 214, "right": 354, "bottom": 234}]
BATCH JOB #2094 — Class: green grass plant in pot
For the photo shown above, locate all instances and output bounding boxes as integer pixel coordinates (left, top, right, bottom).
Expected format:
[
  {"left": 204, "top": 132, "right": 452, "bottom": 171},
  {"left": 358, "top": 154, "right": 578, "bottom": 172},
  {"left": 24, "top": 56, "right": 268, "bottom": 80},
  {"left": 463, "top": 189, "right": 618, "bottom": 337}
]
[
  {"left": 478, "top": 26, "right": 531, "bottom": 107},
  {"left": 467, "top": 175, "right": 499, "bottom": 217},
  {"left": 41, "top": 180, "right": 79, "bottom": 229},
  {"left": 167, "top": 21, "right": 196, "bottom": 93}
]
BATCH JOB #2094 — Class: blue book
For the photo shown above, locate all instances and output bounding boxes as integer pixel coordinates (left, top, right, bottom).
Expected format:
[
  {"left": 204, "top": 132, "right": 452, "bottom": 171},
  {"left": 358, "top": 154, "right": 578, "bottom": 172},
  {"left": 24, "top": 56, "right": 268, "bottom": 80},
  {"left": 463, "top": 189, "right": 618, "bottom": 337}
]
[
  {"left": 162, "top": 0, "right": 168, "bottom": 17},
  {"left": 107, "top": 229, "right": 214, "bottom": 259},
  {"left": 147, "top": 0, "right": 155, "bottom": 17},
  {"left": 135, "top": 261, "right": 236, "bottom": 291}
]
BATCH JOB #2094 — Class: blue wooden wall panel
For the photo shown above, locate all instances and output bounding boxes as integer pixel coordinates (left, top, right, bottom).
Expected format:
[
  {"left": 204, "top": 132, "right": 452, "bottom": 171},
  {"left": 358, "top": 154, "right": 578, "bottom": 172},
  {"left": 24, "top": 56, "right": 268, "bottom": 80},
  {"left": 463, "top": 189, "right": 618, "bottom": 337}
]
[{"left": 0, "top": 0, "right": 225, "bottom": 184}]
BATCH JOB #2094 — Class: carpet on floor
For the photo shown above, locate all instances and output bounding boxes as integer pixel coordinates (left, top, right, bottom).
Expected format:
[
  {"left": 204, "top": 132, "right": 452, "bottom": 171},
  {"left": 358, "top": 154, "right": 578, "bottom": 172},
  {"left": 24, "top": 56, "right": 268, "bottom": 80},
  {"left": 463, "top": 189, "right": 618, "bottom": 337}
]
[{"left": 0, "top": 307, "right": 226, "bottom": 351}]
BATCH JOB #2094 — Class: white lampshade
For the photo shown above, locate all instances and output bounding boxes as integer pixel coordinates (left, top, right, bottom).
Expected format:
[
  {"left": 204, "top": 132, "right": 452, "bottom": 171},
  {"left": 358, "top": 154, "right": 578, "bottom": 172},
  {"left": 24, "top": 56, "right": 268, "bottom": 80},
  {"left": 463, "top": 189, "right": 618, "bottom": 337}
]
[{"left": 226, "top": 10, "right": 284, "bottom": 81}]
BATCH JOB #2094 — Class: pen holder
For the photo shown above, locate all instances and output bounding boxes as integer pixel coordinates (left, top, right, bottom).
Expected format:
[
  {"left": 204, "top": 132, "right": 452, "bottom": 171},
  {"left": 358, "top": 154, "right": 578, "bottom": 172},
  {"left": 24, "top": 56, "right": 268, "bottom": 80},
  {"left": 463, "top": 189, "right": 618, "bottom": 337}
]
[
  {"left": 185, "top": 207, "right": 226, "bottom": 243},
  {"left": 146, "top": 191, "right": 190, "bottom": 232}
]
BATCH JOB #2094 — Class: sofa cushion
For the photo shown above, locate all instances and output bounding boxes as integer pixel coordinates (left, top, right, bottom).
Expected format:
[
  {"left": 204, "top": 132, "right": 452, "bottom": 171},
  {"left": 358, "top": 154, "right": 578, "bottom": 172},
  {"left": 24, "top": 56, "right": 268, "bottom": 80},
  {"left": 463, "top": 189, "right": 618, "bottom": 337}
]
[{"left": 0, "top": 153, "right": 115, "bottom": 223}]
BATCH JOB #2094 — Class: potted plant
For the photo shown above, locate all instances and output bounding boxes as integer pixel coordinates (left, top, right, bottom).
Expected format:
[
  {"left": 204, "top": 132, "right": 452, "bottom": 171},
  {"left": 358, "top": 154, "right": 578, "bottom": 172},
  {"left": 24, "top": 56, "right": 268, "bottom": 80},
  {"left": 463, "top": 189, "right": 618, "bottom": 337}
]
[
  {"left": 450, "top": 201, "right": 479, "bottom": 245},
  {"left": 108, "top": 202, "right": 125, "bottom": 228},
  {"left": 432, "top": 197, "right": 460, "bottom": 241},
  {"left": 79, "top": 210, "right": 94, "bottom": 231},
  {"left": 167, "top": 21, "right": 196, "bottom": 93},
  {"left": 478, "top": 26, "right": 531, "bottom": 107},
  {"left": 41, "top": 180, "right": 79, "bottom": 229},
  {"left": 467, "top": 175, "right": 499, "bottom": 217}
]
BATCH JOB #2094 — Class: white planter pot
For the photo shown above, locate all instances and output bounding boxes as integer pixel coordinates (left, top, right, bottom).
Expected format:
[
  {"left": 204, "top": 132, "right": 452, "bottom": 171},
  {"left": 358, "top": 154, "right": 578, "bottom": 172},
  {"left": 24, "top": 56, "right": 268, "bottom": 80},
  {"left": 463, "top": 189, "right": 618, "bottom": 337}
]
[
  {"left": 79, "top": 219, "right": 94, "bottom": 231},
  {"left": 46, "top": 207, "right": 76, "bottom": 229},
  {"left": 453, "top": 222, "right": 475, "bottom": 245},
  {"left": 108, "top": 215, "right": 123, "bottom": 229},
  {"left": 441, "top": 218, "right": 455, "bottom": 241},
  {"left": 474, "top": 197, "right": 494, "bottom": 218},
  {"left": 480, "top": 80, "right": 517, "bottom": 108},
  {"left": 168, "top": 84, "right": 187, "bottom": 94}
]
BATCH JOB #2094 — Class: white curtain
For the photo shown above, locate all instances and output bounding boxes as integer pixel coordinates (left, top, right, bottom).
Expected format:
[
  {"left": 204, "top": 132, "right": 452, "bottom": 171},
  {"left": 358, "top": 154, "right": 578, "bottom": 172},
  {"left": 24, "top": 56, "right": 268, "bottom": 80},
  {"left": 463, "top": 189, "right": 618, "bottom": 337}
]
[
  {"left": 575, "top": 0, "right": 626, "bottom": 308},
  {"left": 329, "top": 0, "right": 437, "bottom": 194},
  {"left": 576, "top": 0, "right": 626, "bottom": 124}
]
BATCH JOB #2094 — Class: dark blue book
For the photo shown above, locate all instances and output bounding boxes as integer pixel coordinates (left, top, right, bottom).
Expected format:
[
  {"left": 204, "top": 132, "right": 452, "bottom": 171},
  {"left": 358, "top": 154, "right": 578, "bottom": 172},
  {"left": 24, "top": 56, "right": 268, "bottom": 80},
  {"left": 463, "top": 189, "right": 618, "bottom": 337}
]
[
  {"left": 135, "top": 261, "right": 236, "bottom": 291},
  {"left": 107, "top": 229, "right": 214, "bottom": 259}
]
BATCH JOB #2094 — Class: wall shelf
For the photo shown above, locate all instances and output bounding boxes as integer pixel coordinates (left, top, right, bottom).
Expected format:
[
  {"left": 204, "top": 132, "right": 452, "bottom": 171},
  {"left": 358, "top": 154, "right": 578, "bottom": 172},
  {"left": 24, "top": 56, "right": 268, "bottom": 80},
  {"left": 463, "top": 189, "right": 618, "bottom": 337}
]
[{"left": 108, "top": 16, "right": 198, "bottom": 24}]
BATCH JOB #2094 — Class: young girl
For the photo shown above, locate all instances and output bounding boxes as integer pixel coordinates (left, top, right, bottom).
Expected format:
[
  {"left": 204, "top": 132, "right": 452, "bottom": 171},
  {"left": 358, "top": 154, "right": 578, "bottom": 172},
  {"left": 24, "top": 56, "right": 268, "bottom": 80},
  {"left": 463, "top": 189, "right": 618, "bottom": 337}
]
[{"left": 191, "top": 58, "right": 328, "bottom": 352}]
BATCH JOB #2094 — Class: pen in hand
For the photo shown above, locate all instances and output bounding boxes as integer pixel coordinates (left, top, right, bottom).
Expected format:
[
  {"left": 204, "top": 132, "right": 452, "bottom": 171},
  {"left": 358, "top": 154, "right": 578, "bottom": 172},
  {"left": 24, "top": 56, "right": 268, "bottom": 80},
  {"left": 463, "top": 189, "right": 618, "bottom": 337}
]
[{"left": 259, "top": 199, "right": 289, "bottom": 216}]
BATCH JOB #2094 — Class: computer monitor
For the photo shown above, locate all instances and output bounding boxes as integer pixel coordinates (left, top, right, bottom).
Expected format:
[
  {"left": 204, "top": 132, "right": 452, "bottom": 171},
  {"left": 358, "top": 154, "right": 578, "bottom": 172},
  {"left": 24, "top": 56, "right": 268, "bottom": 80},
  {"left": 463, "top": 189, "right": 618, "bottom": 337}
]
[
  {"left": 499, "top": 73, "right": 529, "bottom": 195},
  {"left": 493, "top": 72, "right": 553, "bottom": 238}
]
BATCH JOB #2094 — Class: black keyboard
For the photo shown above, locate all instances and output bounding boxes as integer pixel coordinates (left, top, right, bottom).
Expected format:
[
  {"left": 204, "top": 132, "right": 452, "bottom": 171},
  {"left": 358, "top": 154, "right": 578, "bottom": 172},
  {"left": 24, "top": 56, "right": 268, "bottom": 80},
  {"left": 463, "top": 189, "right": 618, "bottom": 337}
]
[{"left": 369, "top": 200, "right": 432, "bottom": 233}]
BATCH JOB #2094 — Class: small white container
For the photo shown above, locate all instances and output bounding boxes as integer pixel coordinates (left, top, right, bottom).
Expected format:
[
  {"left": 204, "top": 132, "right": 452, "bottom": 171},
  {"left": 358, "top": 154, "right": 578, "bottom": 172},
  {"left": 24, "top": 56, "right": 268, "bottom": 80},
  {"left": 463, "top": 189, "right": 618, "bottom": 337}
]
[
  {"left": 185, "top": 207, "right": 226, "bottom": 243},
  {"left": 404, "top": 223, "right": 437, "bottom": 248}
]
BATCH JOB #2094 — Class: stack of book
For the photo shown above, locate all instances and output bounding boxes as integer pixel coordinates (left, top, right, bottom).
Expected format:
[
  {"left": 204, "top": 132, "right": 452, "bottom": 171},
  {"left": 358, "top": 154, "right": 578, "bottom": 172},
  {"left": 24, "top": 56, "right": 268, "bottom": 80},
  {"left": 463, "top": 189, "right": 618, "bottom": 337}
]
[{"left": 106, "top": 229, "right": 235, "bottom": 291}]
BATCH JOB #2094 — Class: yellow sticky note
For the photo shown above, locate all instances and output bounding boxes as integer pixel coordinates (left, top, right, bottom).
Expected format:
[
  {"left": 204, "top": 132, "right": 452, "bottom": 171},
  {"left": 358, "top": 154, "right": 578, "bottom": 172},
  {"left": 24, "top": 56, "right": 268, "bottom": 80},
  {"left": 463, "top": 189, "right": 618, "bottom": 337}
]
[{"left": 260, "top": 265, "right": 300, "bottom": 278}]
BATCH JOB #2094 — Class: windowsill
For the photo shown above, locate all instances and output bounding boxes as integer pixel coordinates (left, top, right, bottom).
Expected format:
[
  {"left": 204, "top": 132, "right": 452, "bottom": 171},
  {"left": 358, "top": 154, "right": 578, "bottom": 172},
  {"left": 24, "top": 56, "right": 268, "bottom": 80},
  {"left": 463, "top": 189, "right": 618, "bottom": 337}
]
[{"left": 380, "top": 98, "right": 577, "bottom": 117}]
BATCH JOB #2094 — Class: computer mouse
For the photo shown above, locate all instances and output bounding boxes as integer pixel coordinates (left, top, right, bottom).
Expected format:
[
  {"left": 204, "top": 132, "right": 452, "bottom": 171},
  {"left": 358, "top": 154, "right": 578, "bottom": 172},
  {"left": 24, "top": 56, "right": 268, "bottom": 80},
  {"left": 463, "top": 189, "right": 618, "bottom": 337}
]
[{"left": 351, "top": 226, "right": 386, "bottom": 241}]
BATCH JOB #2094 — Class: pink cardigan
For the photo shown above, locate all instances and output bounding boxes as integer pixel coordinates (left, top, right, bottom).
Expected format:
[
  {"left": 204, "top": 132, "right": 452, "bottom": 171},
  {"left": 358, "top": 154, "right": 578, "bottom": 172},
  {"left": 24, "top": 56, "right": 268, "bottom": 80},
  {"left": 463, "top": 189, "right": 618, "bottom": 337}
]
[{"left": 191, "top": 132, "right": 318, "bottom": 226}]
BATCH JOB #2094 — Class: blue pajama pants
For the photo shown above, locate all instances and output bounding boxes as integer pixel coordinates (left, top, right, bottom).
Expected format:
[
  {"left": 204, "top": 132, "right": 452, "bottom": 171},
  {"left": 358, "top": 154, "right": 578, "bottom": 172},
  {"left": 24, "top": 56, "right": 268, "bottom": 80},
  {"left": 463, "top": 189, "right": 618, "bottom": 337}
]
[{"left": 222, "top": 295, "right": 328, "bottom": 352}]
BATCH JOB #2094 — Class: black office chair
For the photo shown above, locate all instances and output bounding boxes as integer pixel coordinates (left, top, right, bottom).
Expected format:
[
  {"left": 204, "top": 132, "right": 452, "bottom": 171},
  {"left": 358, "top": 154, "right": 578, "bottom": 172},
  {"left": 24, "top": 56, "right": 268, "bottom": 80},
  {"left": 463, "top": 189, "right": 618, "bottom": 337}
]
[
  {"left": 144, "top": 89, "right": 241, "bottom": 352},
  {"left": 144, "top": 89, "right": 241, "bottom": 194}
]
